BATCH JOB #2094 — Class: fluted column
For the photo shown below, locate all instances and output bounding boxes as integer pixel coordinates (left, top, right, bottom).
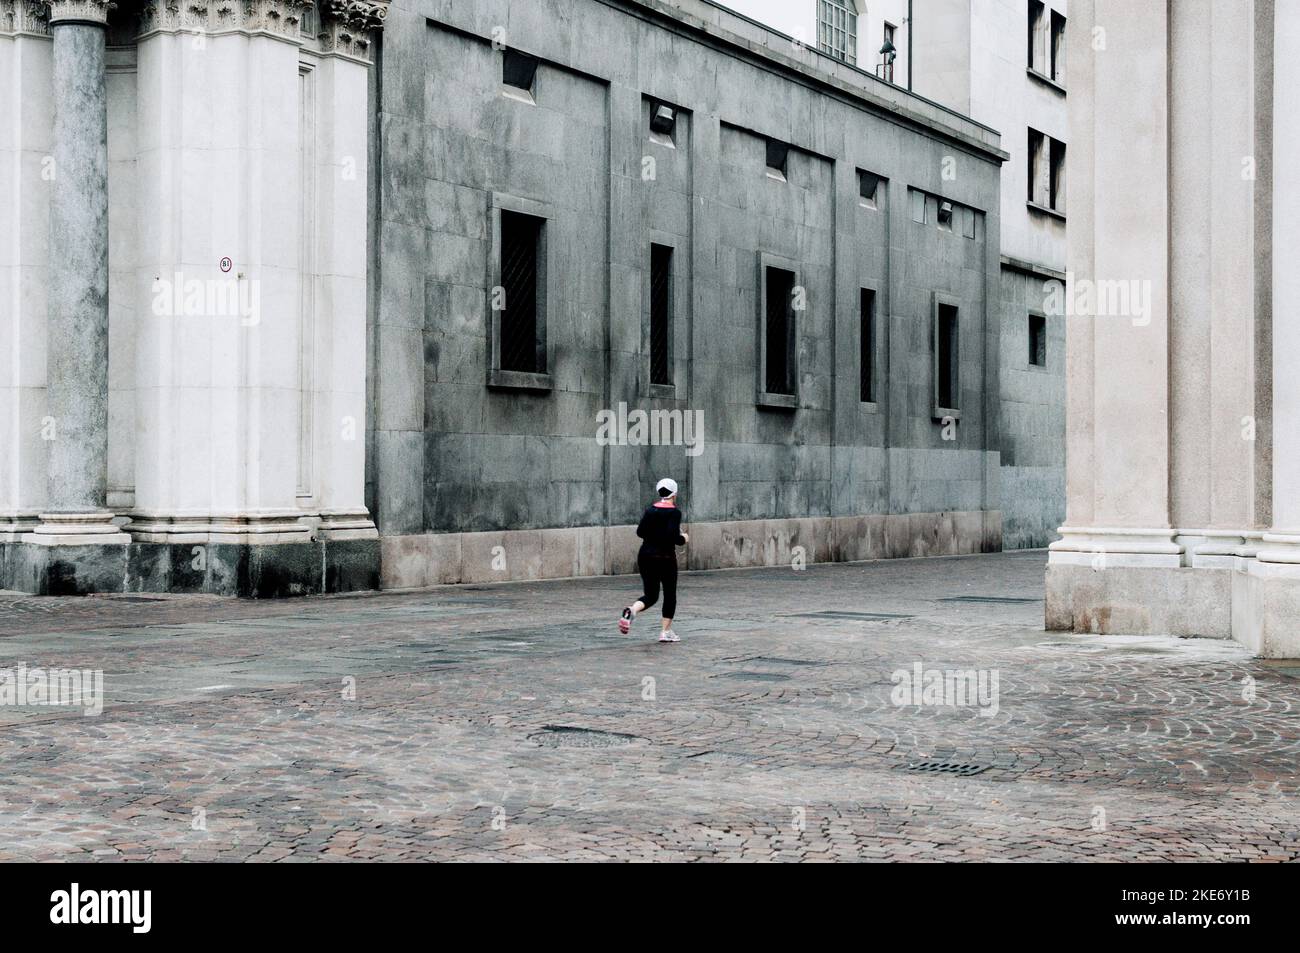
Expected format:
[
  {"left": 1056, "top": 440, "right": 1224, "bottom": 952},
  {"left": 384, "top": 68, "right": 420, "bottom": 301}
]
[{"left": 28, "top": 0, "right": 128, "bottom": 544}]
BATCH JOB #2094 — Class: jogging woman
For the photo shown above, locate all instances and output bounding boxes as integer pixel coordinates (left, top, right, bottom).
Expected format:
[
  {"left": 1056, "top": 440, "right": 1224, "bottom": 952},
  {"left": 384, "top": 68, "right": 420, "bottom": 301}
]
[{"left": 618, "top": 477, "right": 689, "bottom": 643}]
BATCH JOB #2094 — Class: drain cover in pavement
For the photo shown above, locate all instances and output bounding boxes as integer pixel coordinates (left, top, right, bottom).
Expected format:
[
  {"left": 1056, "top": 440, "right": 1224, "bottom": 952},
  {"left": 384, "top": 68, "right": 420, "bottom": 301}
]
[
  {"left": 527, "top": 726, "right": 648, "bottom": 748},
  {"left": 788, "top": 610, "right": 913, "bottom": 620},
  {"left": 940, "top": 596, "right": 1040, "bottom": 605},
  {"left": 711, "top": 671, "right": 791, "bottom": 682},
  {"left": 902, "top": 760, "right": 991, "bottom": 777}
]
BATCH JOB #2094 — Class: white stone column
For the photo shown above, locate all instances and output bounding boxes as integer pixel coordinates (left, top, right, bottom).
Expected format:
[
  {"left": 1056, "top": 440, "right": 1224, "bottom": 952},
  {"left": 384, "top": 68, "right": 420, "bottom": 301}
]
[
  {"left": 0, "top": 3, "right": 52, "bottom": 540},
  {"left": 1238, "top": 0, "right": 1300, "bottom": 657},
  {"left": 28, "top": 0, "right": 129, "bottom": 545},
  {"left": 1047, "top": 0, "right": 1180, "bottom": 575},
  {"left": 311, "top": 0, "right": 385, "bottom": 540},
  {"left": 128, "top": 0, "right": 315, "bottom": 544}
]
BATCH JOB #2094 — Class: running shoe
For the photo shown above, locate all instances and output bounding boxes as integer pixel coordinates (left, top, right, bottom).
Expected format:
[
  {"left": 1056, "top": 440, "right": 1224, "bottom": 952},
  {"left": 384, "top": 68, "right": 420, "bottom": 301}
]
[
  {"left": 658, "top": 630, "right": 680, "bottom": 643},
  {"left": 618, "top": 607, "right": 633, "bottom": 634}
]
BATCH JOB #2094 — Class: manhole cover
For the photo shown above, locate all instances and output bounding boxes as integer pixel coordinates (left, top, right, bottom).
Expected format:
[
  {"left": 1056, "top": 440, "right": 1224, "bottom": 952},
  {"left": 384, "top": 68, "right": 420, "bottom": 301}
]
[
  {"left": 902, "top": 760, "right": 991, "bottom": 777},
  {"left": 527, "top": 726, "right": 649, "bottom": 748},
  {"left": 940, "top": 596, "right": 1040, "bottom": 605}
]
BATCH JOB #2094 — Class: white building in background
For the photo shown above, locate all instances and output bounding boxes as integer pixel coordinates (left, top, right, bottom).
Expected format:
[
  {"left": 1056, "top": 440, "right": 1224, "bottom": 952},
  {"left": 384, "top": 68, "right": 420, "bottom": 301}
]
[{"left": 721, "top": 0, "right": 912, "bottom": 84}]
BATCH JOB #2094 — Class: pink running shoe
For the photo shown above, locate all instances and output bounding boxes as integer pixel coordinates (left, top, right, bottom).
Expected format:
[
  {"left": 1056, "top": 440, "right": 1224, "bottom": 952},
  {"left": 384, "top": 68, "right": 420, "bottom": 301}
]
[{"left": 618, "top": 607, "right": 633, "bottom": 634}]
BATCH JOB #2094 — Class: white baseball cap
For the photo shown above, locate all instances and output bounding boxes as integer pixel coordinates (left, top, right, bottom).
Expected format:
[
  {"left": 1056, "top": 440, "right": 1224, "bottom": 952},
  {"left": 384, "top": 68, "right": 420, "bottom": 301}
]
[{"left": 655, "top": 477, "right": 678, "bottom": 497}]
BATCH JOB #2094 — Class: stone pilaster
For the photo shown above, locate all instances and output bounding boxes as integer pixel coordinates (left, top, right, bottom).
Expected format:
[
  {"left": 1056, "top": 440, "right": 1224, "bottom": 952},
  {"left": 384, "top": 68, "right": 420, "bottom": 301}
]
[{"left": 27, "top": 0, "right": 129, "bottom": 545}]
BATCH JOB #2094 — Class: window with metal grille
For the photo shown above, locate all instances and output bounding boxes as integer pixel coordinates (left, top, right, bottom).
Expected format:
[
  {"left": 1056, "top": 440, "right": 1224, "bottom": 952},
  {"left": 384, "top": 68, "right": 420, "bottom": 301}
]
[
  {"left": 499, "top": 210, "right": 544, "bottom": 374},
  {"left": 936, "top": 302, "right": 959, "bottom": 411},
  {"left": 817, "top": 0, "right": 857, "bottom": 65},
  {"left": 650, "top": 244, "right": 673, "bottom": 386},
  {"left": 860, "top": 289, "right": 877, "bottom": 402},
  {"left": 764, "top": 267, "right": 797, "bottom": 396}
]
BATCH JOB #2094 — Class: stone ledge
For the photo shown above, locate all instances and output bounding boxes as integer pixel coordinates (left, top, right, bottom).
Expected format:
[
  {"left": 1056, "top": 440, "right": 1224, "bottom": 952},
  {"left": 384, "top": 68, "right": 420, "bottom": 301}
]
[{"left": 380, "top": 510, "right": 1002, "bottom": 589}]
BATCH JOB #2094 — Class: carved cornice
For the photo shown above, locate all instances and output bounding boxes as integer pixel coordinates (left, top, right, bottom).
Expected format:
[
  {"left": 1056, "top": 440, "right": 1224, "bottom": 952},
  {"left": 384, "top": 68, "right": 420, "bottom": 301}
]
[
  {"left": 0, "top": 0, "right": 51, "bottom": 36},
  {"left": 45, "top": 0, "right": 115, "bottom": 26},
  {"left": 135, "top": 0, "right": 311, "bottom": 40},
  {"left": 318, "top": 0, "right": 386, "bottom": 60}
]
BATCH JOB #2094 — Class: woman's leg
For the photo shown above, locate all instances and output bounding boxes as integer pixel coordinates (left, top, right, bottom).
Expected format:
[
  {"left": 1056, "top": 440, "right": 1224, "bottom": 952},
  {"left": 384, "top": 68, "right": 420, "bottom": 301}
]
[{"left": 660, "top": 559, "right": 678, "bottom": 629}]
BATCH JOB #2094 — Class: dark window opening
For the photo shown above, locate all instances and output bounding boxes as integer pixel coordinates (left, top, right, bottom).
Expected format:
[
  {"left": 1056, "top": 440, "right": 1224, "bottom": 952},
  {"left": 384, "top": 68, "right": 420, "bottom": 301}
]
[
  {"left": 1028, "top": 128, "right": 1045, "bottom": 204},
  {"left": 859, "top": 169, "right": 882, "bottom": 205},
  {"left": 503, "top": 50, "right": 538, "bottom": 92},
  {"left": 766, "top": 139, "right": 789, "bottom": 178},
  {"left": 650, "top": 244, "right": 673, "bottom": 386},
  {"left": 937, "top": 303, "right": 959, "bottom": 410},
  {"left": 1029, "top": 313, "right": 1047, "bottom": 367},
  {"left": 499, "top": 210, "right": 544, "bottom": 373},
  {"left": 764, "top": 267, "right": 797, "bottom": 396},
  {"left": 860, "top": 289, "right": 877, "bottom": 403}
]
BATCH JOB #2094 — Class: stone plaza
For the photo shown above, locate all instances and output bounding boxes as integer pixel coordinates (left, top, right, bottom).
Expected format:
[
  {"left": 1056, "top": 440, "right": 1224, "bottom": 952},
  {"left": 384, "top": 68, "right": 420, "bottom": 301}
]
[{"left": 1, "top": 551, "right": 1296, "bottom": 862}]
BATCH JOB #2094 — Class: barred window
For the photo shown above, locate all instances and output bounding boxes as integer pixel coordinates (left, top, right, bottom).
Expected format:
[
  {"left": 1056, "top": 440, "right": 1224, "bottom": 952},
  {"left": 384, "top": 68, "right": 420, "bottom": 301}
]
[
  {"left": 764, "top": 267, "right": 797, "bottom": 396},
  {"left": 650, "top": 244, "right": 673, "bottom": 386},
  {"left": 817, "top": 0, "right": 858, "bottom": 65},
  {"left": 499, "top": 210, "right": 545, "bottom": 374}
]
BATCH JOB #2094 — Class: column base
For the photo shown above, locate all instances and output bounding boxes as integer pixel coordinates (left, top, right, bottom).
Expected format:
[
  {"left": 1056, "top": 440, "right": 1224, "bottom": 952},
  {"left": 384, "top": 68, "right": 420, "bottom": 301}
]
[
  {"left": 124, "top": 512, "right": 314, "bottom": 544},
  {"left": 25, "top": 512, "right": 132, "bottom": 546},
  {"left": 0, "top": 512, "right": 40, "bottom": 543},
  {"left": 1047, "top": 526, "right": 1183, "bottom": 568},
  {"left": 1232, "top": 559, "right": 1300, "bottom": 658}
]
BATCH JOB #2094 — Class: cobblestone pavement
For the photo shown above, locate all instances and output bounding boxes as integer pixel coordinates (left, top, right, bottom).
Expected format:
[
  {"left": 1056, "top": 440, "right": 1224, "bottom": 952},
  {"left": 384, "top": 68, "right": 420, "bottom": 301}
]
[{"left": 2, "top": 550, "right": 1298, "bottom": 862}]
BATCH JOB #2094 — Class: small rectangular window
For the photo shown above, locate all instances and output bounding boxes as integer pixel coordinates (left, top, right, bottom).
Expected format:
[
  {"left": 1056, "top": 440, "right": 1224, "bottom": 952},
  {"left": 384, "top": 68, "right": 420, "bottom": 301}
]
[
  {"left": 1029, "top": 313, "right": 1047, "bottom": 367},
  {"left": 1050, "top": 11, "right": 1067, "bottom": 83},
  {"left": 936, "top": 302, "right": 959, "bottom": 412},
  {"left": 650, "top": 244, "right": 673, "bottom": 386},
  {"left": 764, "top": 266, "right": 797, "bottom": 396},
  {"left": 859, "top": 169, "right": 882, "bottom": 207},
  {"left": 860, "top": 289, "right": 877, "bottom": 403},
  {"left": 499, "top": 210, "right": 545, "bottom": 374},
  {"left": 503, "top": 50, "right": 538, "bottom": 92},
  {"left": 766, "top": 139, "right": 789, "bottom": 179},
  {"left": 1028, "top": 0, "right": 1046, "bottom": 72},
  {"left": 818, "top": 0, "right": 858, "bottom": 65}
]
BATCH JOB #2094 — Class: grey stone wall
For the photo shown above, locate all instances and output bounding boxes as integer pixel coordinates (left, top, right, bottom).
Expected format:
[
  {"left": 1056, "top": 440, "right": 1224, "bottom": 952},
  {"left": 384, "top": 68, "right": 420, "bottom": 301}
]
[
  {"left": 998, "top": 264, "right": 1065, "bottom": 549},
  {"left": 371, "top": 0, "right": 1047, "bottom": 557}
]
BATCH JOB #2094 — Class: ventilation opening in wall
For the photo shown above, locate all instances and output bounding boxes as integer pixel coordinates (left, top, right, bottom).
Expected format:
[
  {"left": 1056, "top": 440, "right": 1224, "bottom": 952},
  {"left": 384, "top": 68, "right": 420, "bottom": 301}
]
[
  {"left": 649, "top": 101, "right": 677, "bottom": 147},
  {"left": 650, "top": 244, "right": 673, "bottom": 386},
  {"left": 935, "top": 302, "right": 959, "bottom": 413},
  {"left": 499, "top": 210, "right": 545, "bottom": 374},
  {"left": 938, "top": 200, "right": 954, "bottom": 231},
  {"left": 859, "top": 170, "right": 882, "bottom": 209},
  {"left": 502, "top": 49, "right": 539, "bottom": 100},
  {"left": 1029, "top": 312, "right": 1047, "bottom": 367},
  {"left": 766, "top": 139, "right": 789, "bottom": 181},
  {"left": 860, "top": 288, "right": 877, "bottom": 403},
  {"left": 764, "top": 266, "right": 797, "bottom": 396}
]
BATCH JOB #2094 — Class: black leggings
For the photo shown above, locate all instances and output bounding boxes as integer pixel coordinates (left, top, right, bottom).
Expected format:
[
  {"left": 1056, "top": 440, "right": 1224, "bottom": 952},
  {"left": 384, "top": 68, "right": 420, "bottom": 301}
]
[{"left": 637, "top": 553, "right": 678, "bottom": 619}]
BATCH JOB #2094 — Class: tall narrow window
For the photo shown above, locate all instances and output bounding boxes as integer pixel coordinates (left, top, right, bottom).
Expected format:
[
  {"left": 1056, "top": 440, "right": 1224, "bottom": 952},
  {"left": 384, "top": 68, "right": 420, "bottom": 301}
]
[
  {"left": 1029, "top": 313, "right": 1047, "bottom": 367},
  {"left": 650, "top": 244, "right": 673, "bottom": 386},
  {"left": 1050, "top": 10, "right": 1067, "bottom": 83},
  {"left": 1027, "top": 128, "right": 1046, "bottom": 204},
  {"left": 499, "top": 210, "right": 545, "bottom": 374},
  {"left": 936, "top": 302, "right": 959, "bottom": 412},
  {"left": 1028, "top": 0, "right": 1046, "bottom": 72},
  {"left": 818, "top": 0, "right": 858, "bottom": 65},
  {"left": 1049, "top": 137, "right": 1067, "bottom": 212},
  {"left": 860, "top": 289, "right": 877, "bottom": 403},
  {"left": 764, "top": 267, "right": 797, "bottom": 396}
]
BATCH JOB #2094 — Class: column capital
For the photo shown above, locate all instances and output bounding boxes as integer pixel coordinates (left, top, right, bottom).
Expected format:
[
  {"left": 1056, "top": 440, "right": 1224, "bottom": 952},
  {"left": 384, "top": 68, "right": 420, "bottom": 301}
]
[
  {"left": 44, "top": 0, "right": 113, "bottom": 27},
  {"left": 318, "top": 0, "right": 388, "bottom": 61},
  {"left": 0, "top": 0, "right": 51, "bottom": 36},
  {"left": 135, "top": 0, "right": 313, "bottom": 41}
]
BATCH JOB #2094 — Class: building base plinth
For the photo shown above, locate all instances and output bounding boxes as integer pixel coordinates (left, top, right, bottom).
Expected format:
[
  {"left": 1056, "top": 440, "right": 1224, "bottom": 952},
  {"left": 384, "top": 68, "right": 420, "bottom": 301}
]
[
  {"left": 1045, "top": 563, "right": 1233, "bottom": 638},
  {"left": 0, "top": 538, "right": 379, "bottom": 597},
  {"left": 1232, "top": 559, "right": 1300, "bottom": 658}
]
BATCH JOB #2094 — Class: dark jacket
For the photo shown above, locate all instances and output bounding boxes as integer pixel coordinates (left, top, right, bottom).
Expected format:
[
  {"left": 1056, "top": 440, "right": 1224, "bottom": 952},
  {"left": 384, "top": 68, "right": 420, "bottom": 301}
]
[{"left": 636, "top": 503, "right": 686, "bottom": 558}]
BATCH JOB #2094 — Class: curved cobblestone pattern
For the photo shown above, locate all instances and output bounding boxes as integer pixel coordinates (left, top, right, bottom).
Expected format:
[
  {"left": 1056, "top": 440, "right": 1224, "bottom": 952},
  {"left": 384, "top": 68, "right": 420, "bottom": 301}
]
[{"left": 0, "top": 551, "right": 1297, "bottom": 861}]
